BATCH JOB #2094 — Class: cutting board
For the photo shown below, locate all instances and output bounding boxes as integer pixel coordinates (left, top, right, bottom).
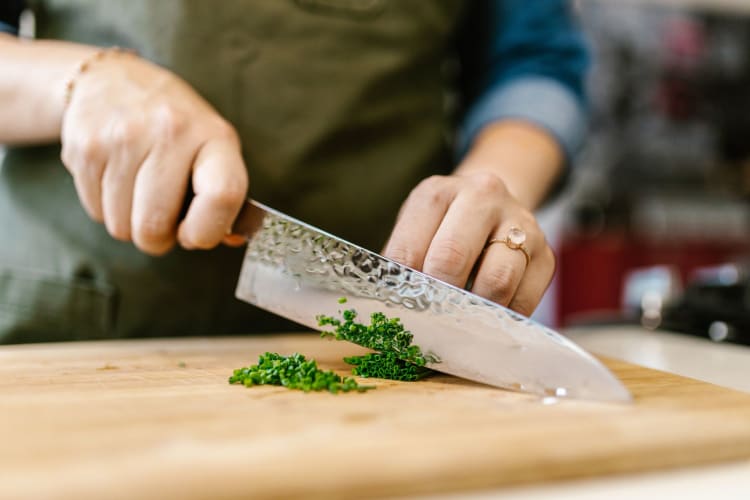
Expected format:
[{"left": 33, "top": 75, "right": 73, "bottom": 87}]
[{"left": 2, "top": 334, "right": 750, "bottom": 500}]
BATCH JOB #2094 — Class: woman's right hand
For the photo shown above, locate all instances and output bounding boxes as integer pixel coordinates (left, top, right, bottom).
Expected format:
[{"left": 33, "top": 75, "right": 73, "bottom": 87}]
[{"left": 60, "top": 50, "right": 248, "bottom": 255}]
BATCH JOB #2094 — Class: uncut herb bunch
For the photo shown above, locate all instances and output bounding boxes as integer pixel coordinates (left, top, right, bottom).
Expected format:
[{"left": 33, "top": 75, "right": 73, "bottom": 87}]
[
  {"left": 317, "top": 305, "right": 437, "bottom": 382},
  {"left": 229, "top": 352, "right": 373, "bottom": 393}
]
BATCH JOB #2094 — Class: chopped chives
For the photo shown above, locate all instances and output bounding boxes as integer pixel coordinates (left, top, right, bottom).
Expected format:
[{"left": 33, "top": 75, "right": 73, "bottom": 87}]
[{"left": 229, "top": 352, "right": 373, "bottom": 393}]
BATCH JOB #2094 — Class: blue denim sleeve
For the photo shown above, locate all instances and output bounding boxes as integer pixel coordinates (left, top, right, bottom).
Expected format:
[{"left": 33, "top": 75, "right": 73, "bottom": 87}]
[
  {"left": 0, "top": 0, "right": 23, "bottom": 35},
  {"left": 458, "top": 0, "right": 590, "bottom": 163},
  {"left": 0, "top": 21, "right": 18, "bottom": 35}
]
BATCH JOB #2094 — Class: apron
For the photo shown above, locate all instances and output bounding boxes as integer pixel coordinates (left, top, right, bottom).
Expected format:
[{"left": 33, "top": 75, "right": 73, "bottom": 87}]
[{"left": 0, "top": 0, "right": 466, "bottom": 343}]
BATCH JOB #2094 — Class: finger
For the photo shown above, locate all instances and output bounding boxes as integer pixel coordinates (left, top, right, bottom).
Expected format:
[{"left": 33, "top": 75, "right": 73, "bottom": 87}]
[
  {"left": 177, "top": 138, "right": 248, "bottom": 250},
  {"left": 71, "top": 160, "right": 106, "bottom": 222},
  {"left": 101, "top": 160, "right": 136, "bottom": 240},
  {"left": 471, "top": 234, "right": 528, "bottom": 306},
  {"left": 99, "top": 118, "right": 151, "bottom": 240},
  {"left": 61, "top": 136, "right": 107, "bottom": 222},
  {"left": 130, "top": 144, "right": 196, "bottom": 255},
  {"left": 508, "top": 244, "right": 556, "bottom": 317},
  {"left": 422, "top": 191, "right": 500, "bottom": 288},
  {"left": 382, "top": 176, "right": 454, "bottom": 270},
  {"left": 100, "top": 144, "right": 150, "bottom": 241}
]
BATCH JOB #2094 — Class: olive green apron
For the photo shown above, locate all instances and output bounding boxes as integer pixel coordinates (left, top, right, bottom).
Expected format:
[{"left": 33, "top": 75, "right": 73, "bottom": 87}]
[{"left": 0, "top": 0, "right": 466, "bottom": 343}]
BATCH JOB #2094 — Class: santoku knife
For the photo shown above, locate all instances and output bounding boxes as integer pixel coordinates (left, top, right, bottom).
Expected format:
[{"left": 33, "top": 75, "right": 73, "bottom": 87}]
[{"left": 232, "top": 199, "right": 632, "bottom": 402}]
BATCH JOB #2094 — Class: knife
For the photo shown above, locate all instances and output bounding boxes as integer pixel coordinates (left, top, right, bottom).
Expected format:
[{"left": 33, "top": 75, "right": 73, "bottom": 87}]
[{"left": 232, "top": 199, "right": 632, "bottom": 402}]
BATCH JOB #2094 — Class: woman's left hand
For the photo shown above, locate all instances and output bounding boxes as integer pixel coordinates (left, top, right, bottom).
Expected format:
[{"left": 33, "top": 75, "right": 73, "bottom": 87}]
[{"left": 382, "top": 170, "right": 555, "bottom": 317}]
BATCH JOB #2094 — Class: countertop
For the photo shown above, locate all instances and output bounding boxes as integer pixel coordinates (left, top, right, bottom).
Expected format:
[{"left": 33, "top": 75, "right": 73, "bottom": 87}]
[
  {"left": 2, "top": 326, "right": 750, "bottom": 499},
  {"left": 438, "top": 326, "right": 750, "bottom": 500}
]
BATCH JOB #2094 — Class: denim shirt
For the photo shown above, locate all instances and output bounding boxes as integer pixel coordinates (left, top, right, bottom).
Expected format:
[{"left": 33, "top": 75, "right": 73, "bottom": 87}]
[
  {"left": 0, "top": 0, "right": 588, "bottom": 161},
  {"left": 457, "top": 0, "right": 589, "bottom": 161}
]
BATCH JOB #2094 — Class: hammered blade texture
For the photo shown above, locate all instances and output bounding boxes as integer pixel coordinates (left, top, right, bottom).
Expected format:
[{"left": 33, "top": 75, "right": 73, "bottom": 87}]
[{"left": 244, "top": 211, "right": 548, "bottom": 342}]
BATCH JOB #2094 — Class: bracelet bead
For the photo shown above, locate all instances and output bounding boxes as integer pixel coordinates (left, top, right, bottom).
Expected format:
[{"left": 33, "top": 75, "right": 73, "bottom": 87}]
[{"left": 63, "top": 46, "right": 136, "bottom": 107}]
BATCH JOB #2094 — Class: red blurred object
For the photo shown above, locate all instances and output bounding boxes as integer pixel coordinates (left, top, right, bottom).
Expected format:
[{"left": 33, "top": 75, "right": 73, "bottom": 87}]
[{"left": 557, "top": 231, "right": 750, "bottom": 326}]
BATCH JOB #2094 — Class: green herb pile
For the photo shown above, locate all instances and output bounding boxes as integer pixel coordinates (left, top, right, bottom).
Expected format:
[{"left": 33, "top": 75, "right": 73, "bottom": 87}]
[
  {"left": 229, "top": 352, "right": 373, "bottom": 393},
  {"left": 317, "top": 300, "right": 437, "bottom": 382},
  {"left": 317, "top": 310, "right": 428, "bottom": 366},
  {"left": 230, "top": 298, "right": 436, "bottom": 394},
  {"left": 343, "top": 352, "right": 433, "bottom": 381}
]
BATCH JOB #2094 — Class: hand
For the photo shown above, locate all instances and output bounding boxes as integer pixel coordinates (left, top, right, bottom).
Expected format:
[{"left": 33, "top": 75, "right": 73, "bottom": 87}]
[
  {"left": 60, "top": 51, "right": 248, "bottom": 255},
  {"left": 382, "top": 171, "right": 555, "bottom": 316}
]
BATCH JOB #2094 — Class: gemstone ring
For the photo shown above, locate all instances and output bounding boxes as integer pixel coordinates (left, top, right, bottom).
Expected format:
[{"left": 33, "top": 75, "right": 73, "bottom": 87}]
[{"left": 486, "top": 227, "right": 530, "bottom": 267}]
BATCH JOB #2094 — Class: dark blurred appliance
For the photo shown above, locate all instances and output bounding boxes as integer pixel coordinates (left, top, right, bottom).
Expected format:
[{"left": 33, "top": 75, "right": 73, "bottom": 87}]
[{"left": 661, "top": 263, "right": 750, "bottom": 346}]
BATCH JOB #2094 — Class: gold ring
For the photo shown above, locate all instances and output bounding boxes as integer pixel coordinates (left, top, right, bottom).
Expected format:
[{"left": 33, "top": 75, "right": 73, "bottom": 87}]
[{"left": 486, "top": 227, "right": 530, "bottom": 267}]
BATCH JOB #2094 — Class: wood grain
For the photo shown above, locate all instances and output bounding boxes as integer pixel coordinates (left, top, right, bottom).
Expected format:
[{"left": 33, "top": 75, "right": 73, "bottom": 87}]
[{"left": 1, "top": 334, "right": 750, "bottom": 499}]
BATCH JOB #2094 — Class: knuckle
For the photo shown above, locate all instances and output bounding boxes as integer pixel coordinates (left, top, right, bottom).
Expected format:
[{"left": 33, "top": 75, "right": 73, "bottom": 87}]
[
  {"left": 108, "top": 119, "right": 143, "bottom": 148},
  {"left": 424, "top": 238, "right": 470, "bottom": 280},
  {"left": 414, "top": 175, "right": 447, "bottom": 195},
  {"left": 106, "top": 221, "right": 131, "bottom": 242},
  {"left": 468, "top": 171, "right": 506, "bottom": 196},
  {"left": 204, "top": 179, "right": 247, "bottom": 209},
  {"left": 140, "top": 242, "right": 174, "bottom": 257},
  {"left": 79, "top": 137, "right": 104, "bottom": 166},
  {"left": 66, "top": 136, "right": 104, "bottom": 168},
  {"left": 153, "top": 104, "right": 189, "bottom": 140},
  {"left": 385, "top": 244, "right": 421, "bottom": 269},
  {"left": 212, "top": 119, "right": 240, "bottom": 145},
  {"left": 418, "top": 175, "right": 447, "bottom": 190},
  {"left": 477, "top": 264, "right": 519, "bottom": 303},
  {"left": 134, "top": 212, "right": 173, "bottom": 244},
  {"left": 179, "top": 219, "right": 223, "bottom": 249},
  {"left": 510, "top": 297, "right": 536, "bottom": 317},
  {"left": 410, "top": 175, "right": 451, "bottom": 207},
  {"left": 185, "top": 231, "right": 221, "bottom": 250}
]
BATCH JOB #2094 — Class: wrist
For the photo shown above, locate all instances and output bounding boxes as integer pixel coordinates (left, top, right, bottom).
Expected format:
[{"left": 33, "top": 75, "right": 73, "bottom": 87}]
[
  {"left": 63, "top": 46, "right": 138, "bottom": 109},
  {"left": 456, "top": 120, "right": 564, "bottom": 209}
]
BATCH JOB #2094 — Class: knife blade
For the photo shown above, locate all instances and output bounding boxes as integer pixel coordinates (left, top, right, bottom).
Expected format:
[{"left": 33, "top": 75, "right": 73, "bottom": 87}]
[{"left": 232, "top": 199, "right": 632, "bottom": 402}]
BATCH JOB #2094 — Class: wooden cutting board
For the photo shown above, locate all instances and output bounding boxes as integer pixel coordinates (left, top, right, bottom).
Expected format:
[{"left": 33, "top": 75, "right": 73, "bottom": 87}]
[{"left": 2, "top": 334, "right": 750, "bottom": 499}]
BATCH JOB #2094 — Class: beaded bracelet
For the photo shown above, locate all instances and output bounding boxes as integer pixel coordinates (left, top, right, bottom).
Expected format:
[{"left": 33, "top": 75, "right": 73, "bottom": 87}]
[{"left": 63, "top": 46, "right": 136, "bottom": 107}]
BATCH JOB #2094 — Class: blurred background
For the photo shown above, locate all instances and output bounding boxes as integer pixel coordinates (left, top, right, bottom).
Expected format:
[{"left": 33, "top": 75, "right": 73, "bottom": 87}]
[{"left": 539, "top": 0, "right": 750, "bottom": 346}]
